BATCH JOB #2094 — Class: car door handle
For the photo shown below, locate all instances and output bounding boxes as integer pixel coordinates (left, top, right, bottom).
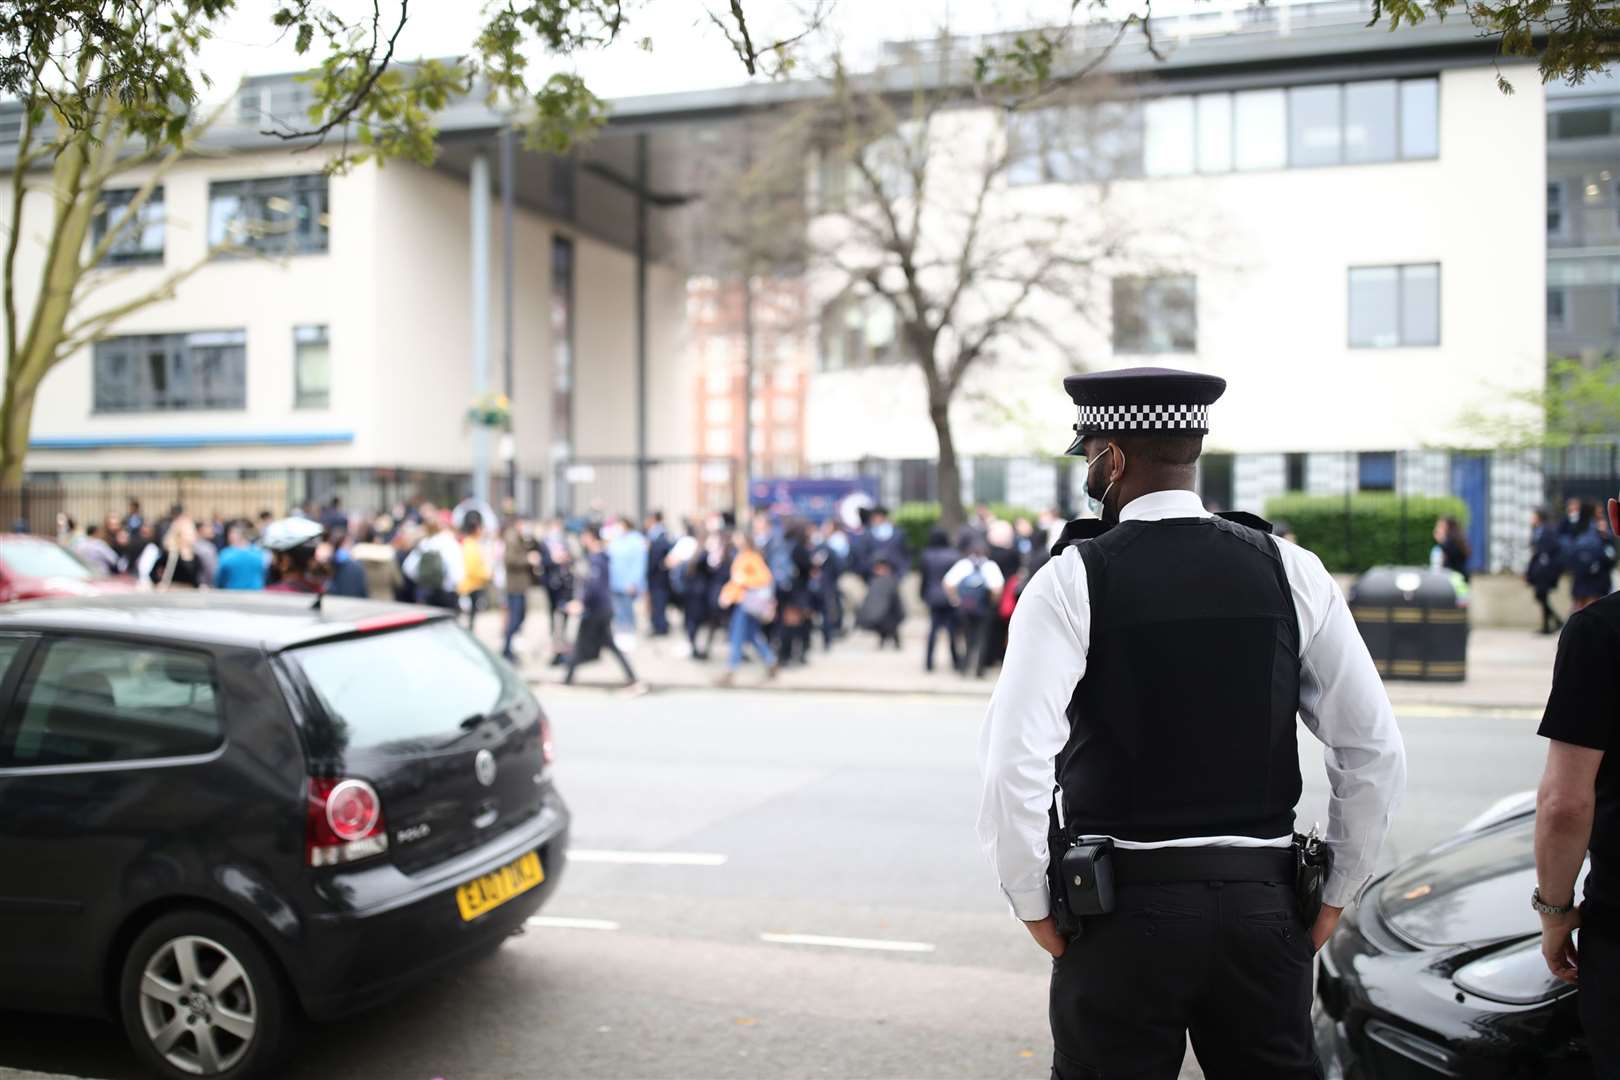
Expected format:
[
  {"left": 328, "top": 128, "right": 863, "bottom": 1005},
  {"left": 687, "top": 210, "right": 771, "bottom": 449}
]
[{"left": 472, "top": 806, "right": 498, "bottom": 830}]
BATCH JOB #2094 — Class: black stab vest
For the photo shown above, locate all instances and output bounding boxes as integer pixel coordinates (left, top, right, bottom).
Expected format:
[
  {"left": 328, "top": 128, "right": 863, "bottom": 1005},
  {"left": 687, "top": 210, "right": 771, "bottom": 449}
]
[{"left": 1053, "top": 515, "right": 1303, "bottom": 842}]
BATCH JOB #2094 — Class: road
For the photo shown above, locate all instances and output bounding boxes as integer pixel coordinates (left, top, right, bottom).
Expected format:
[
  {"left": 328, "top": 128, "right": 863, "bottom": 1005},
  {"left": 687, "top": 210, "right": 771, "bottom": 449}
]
[{"left": 0, "top": 689, "right": 1548, "bottom": 1080}]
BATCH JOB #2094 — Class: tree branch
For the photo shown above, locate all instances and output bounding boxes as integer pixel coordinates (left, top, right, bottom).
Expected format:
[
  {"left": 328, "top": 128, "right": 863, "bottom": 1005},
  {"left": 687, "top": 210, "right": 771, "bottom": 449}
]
[{"left": 264, "top": 0, "right": 406, "bottom": 146}]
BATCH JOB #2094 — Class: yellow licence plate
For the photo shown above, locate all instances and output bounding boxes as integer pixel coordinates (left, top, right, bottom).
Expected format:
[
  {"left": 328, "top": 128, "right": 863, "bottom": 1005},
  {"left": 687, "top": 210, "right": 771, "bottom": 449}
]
[{"left": 455, "top": 850, "right": 544, "bottom": 922}]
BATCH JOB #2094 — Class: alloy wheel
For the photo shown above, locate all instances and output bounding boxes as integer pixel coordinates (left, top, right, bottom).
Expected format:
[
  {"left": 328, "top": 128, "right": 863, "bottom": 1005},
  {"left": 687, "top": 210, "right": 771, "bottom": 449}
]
[{"left": 137, "top": 934, "right": 258, "bottom": 1076}]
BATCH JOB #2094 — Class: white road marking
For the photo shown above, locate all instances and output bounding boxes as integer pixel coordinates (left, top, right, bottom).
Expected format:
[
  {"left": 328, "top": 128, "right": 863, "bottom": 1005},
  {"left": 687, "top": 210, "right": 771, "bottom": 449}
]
[
  {"left": 568, "top": 849, "right": 728, "bottom": 866},
  {"left": 527, "top": 916, "right": 621, "bottom": 931},
  {"left": 759, "top": 932, "right": 937, "bottom": 953}
]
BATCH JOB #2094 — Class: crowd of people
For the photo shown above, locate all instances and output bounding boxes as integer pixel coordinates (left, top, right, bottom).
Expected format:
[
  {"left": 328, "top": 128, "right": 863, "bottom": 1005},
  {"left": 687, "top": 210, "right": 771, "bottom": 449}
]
[{"left": 1526, "top": 497, "right": 1618, "bottom": 632}]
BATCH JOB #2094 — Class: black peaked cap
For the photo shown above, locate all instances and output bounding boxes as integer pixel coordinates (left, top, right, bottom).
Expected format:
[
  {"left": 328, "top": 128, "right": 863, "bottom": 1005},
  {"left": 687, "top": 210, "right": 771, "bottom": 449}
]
[{"left": 1062, "top": 366, "right": 1226, "bottom": 455}]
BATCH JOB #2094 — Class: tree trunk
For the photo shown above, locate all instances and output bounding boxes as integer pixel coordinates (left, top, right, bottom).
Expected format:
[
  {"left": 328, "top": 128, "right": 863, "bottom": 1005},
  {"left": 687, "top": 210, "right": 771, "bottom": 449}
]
[
  {"left": 929, "top": 398, "right": 965, "bottom": 534},
  {"left": 0, "top": 375, "right": 35, "bottom": 490}
]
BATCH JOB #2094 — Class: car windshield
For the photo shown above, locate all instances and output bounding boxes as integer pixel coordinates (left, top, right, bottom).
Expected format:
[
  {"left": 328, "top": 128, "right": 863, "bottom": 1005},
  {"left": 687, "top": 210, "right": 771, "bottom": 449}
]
[
  {"left": 0, "top": 539, "right": 92, "bottom": 581},
  {"left": 291, "top": 619, "right": 519, "bottom": 754}
]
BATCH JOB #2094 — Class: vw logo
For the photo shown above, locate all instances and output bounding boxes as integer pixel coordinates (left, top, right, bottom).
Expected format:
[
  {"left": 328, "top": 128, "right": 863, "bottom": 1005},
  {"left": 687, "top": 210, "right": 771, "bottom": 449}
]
[{"left": 474, "top": 749, "right": 497, "bottom": 787}]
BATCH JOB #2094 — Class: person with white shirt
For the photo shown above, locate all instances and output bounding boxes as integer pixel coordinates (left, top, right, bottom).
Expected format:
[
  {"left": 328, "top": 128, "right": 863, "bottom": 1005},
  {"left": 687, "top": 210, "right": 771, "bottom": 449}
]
[
  {"left": 977, "top": 367, "right": 1406, "bottom": 1080},
  {"left": 943, "top": 542, "right": 1005, "bottom": 678}
]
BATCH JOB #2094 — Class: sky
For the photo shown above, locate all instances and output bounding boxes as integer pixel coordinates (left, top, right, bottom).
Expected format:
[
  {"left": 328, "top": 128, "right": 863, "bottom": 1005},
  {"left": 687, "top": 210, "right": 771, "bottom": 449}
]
[{"left": 196, "top": 0, "right": 1179, "bottom": 104}]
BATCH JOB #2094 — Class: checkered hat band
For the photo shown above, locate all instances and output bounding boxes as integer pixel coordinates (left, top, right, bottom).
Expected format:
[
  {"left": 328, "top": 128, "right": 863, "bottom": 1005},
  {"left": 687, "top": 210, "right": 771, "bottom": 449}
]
[{"left": 1076, "top": 403, "right": 1209, "bottom": 431}]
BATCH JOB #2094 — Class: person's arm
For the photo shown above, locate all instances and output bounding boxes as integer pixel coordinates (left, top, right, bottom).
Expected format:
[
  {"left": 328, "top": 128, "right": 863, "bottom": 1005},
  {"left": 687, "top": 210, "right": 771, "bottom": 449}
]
[
  {"left": 982, "top": 560, "right": 1006, "bottom": 597},
  {"left": 1534, "top": 608, "right": 1615, "bottom": 983},
  {"left": 1286, "top": 542, "right": 1408, "bottom": 950},
  {"left": 941, "top": 558, "right": 968, "bottom": 604},
  {"left": 976, "top": 552, "right": 1088, "bottom": 958}
]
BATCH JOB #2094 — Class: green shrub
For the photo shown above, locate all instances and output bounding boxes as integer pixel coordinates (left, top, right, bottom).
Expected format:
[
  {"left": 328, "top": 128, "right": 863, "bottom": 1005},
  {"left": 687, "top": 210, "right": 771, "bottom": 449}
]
[
  {"left": 893, "top": 501, "right": 1042, "bottom": 554},
  {"left": 1263, "top": 493, "right": 1469, "bottom": 575}
]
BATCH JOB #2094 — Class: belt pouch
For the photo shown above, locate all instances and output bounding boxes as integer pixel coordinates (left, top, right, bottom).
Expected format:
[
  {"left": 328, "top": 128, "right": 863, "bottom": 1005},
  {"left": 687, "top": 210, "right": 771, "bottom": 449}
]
[{"left": 1061, "top": 837, "right": 1116, "bottom": 917}]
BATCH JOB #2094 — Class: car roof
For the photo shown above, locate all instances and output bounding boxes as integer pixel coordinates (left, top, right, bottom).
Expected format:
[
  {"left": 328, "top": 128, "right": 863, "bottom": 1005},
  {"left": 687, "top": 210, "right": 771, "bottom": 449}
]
[{"left": 0, "top": 592, "right": 454, "bottom": 650}]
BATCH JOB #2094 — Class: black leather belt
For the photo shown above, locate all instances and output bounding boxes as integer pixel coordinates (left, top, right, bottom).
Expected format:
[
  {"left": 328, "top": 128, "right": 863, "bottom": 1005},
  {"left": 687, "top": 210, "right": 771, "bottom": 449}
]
[{"left": 1111, "top": 845, "right": 1295, "bottom": 886}]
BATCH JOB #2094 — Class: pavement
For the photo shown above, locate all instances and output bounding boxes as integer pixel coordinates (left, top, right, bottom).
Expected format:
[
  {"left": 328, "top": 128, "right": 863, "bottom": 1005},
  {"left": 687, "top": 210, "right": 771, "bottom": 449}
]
[
  {"left": 1, "top": 690, "right": 1551, "bottom": 1080},
  {"left": 488, "top": 598, "right": 1560, "bottom": 715}
]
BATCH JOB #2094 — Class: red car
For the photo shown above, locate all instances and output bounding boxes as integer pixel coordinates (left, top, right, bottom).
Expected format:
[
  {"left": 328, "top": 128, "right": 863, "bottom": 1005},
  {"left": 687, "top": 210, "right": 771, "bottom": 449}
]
[{"left": 0, "top": 534, "right": 133, "bottom": 602}]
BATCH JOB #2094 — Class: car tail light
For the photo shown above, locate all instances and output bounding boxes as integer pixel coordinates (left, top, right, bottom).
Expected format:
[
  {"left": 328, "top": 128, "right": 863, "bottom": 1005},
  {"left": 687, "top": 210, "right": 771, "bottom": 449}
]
[
  {"left": 306, "top": 778, "right": 389, "bottom": 867},
  {"left": 539, "top": 710, "right": 556, "bottom": 766}
]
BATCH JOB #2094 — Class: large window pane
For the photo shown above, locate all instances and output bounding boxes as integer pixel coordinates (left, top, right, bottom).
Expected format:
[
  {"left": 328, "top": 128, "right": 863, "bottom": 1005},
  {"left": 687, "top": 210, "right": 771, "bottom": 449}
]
[
  {"left": 7, "top": 638, "right": 221, "bottom": 766},
  {"left": 1348, "top": 267, "right": 1400, "bottom": 347},
  {"left": 1548, "top": 180, "right": 1566, "bottom": 236},
  {"left": 208, "top": 175, "right": 329, "bottom": 255},
  {"left": 1344, "top": 81, "right": 1398, "bottom": 164},
  {"left": 295, "top": 324, "right": 331, "bottom": 409},
  {"left": 1399, "top": 263, "right": 1440, "bottom": 345},
  {"left": 1234, "top": 90, "right": 1286, "bottom": 171},
  {"left": 1196, "top": 93, "right": 1232, "bottom": 173},
  {"left": 93, "top": 331, "right": 247, "bottom": 412},
  {"left": 1289, "top": 84, "right": 1342, "bottom": 166},
  {"left": 1143, "top": 96, "right": 1195, "bottom": 176},
  {"left": 1399, "top": 79, "right": 1439, "bottom": 159},
  {"left": 1113, "top": 276, "right": 1197, "bottom": 353},
  {"left": 93, "top": 188, "right": 165, "bottom": 266}
]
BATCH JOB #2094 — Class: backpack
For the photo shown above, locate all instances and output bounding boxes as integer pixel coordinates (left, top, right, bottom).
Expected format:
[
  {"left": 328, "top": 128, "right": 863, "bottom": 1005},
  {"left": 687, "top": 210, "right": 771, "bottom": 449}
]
[
  {"left": 957, "top": 564, "right": 990, "bottom": 615},
  {"left": 416, "top": 545, "right": 447, "bottom": 593},
  {"left": 1568, "top": 528, "right": 1609, "bottom": 578}
]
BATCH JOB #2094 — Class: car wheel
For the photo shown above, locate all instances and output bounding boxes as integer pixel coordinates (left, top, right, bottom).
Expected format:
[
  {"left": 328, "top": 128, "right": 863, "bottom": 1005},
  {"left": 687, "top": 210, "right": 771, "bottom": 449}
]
[{"left": 118, "top": 911, "right": 290, "bottom": 1080}]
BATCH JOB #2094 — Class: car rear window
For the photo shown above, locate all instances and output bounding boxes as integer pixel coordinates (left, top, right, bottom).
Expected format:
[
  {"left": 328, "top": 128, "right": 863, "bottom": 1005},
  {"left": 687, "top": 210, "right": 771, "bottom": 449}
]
[
  {"left": 0, "top": 539, "right": 91, "bottom": 581},
  {"left": 291, "top": 619, "right": 516, "bottom": 752},
  {"left": 5, "top": 637, "right": 221, "bottom": 766}
]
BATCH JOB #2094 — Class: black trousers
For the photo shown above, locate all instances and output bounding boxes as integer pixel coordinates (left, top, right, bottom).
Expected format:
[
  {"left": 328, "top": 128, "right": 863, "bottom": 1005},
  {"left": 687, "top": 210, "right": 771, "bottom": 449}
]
[
  {"left": 1050, "top": 881, "right": 1321, "bottom": 1080},
  {"left": 925, "top": 604, "right": 960, "bottom": 671},
  {"left": 1582, "top": 914, "right": 1619, "bottom": 1078}
]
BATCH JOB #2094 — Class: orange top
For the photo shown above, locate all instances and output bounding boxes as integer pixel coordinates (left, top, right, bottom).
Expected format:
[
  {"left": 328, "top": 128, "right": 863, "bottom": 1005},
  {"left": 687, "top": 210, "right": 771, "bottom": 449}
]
[{"left": 719, "top": 549, "right": 772, "bottom": 609}]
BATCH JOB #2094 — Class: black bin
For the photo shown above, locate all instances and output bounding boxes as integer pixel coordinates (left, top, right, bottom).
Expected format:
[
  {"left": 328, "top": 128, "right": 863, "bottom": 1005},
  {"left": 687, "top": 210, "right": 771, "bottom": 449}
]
[{"left": 1348, "top": 566, "right": 1468, "bottom": 682}]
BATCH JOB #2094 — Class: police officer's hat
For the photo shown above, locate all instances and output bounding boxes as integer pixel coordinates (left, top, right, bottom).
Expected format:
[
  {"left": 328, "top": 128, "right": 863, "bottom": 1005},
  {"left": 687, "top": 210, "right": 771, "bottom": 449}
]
[{"left": 1062, "top": 366, "right": 1227, "bottom": 455}]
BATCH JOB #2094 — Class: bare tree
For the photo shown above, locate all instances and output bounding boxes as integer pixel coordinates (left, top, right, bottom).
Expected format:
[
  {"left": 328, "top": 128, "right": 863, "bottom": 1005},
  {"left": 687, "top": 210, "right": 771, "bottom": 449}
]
[{"left": 755, "top": 37, "right": 1162, "bottom": 530}]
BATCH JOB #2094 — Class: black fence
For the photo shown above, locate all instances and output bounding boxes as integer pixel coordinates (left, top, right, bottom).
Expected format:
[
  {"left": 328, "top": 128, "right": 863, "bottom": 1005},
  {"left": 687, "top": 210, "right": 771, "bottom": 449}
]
[{"left": 812, "top": 443, "right": 1620, "bottom": 575}]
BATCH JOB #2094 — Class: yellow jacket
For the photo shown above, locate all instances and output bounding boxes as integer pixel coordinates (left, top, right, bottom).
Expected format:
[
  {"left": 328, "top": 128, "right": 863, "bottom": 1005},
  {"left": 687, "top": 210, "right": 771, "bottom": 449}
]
[{"left": 459, "top": 536, "right": 492, "bottom": 594}]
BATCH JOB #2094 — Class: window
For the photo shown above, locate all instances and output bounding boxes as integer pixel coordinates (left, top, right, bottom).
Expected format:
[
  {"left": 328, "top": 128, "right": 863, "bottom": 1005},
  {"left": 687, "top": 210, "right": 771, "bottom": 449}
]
[
  {"left": 1199, "top": 453, "right": 1234, "bottom": 512},
  {"left": 1548, "top": 180, "right": 1567, "bottom": 236},
  {"left": 704, "top": 426, "right": 731, "bottom": 455},
  {"left": 1548, "top": 288, "right": 1568, "bottom": 332},
  {"left": 1398, "top": 79, "right": 1439, "bottom": 158},
  {"left": 1348, "top": 264, "right": 1440, "bottom": 348},
  {"left": 1233, "top": 90, "right": 1287, "bottom": 171},
  {"left": 1288, "top": 84, "right": 1342, "bottom": 167},
  {"left": 1358, "top": 452, "right": 1396, "bottom": 492},
  {"left": 1195, "top": 93, "right": 1233, "bottom": 173},
  {"left": 1343, "top": 81, "right": 1398, "bottom": 164},
  {"left": 1285, "top": 452, "right": 1308, "bottom": 493},
  {"left": 1551, "top": 106, "right": 1615, "bottom": 141},
  {"left": 208, "top": 175, "right": 328, "bottom": 255},
  {"left": 1143, "top": 96, "right": 1195, "bottom": 176},
  {"left": 294, "top": 325, "right": 330, "bottom": 409},
  {"left": 706, "top": 397, "right": 733, "bottom": 424},
  {"left": 91, "top": 188, "right": 165, "bottom": 266},
  {"left": 93, "top": 331, "right": 247, "bottom": 412},
  {"left": 973, "top": 458, "right": 1009, "bottom": 505},
  {"left": 818, "top": 291, "right": 903, "bottom": 370},
  {"left": 1113, "top": 276, "right": 1197, "bottom": 353},
  {"left": 4, "top": 638, "right": 221, "bottom": 767},
  {"left": 1007, "top": 104, "right": 1141, "bottom": 185}
]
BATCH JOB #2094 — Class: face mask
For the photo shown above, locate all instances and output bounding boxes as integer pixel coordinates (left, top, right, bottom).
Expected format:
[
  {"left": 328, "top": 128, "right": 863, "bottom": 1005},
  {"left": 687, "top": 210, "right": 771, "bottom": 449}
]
[
  {"left": 872, "top": 522, "right": 894, "bottom": 541},
  {"left": 1083, "top": 444, "right": 1119, "bottom": 519}
]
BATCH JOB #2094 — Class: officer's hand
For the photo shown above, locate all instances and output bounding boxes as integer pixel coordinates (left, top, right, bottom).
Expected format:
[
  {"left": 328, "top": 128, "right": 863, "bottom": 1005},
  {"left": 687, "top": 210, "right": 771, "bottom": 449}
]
[
  {"left": 1023, "top": 916, "right": 1066, "bottom": 958},
  {"left": 1309, "top": 904, "right": 1344, "bottom": 953},
  {"left": 1540, "top": 908, "right": 1582, "bottom": 985}
]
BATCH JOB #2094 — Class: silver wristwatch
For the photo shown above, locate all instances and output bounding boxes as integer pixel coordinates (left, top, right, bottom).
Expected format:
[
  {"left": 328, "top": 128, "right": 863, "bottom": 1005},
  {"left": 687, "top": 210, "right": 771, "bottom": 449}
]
[{"left": 1531, "top": 886, "right": 1575, "bottom": 916}]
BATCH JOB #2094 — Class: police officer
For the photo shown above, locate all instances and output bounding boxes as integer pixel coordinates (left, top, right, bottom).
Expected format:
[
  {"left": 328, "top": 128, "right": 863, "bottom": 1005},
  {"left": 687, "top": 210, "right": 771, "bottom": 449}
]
[{"left": 977, "top": 367, "right": 1407, "bottom": 1079}]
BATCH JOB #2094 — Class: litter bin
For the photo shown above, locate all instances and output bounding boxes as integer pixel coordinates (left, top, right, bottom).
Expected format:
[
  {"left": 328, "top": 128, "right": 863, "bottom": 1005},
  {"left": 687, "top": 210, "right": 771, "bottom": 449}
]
[{"left": 1349, "top": 566, "right": 1469, "bottom": 682}]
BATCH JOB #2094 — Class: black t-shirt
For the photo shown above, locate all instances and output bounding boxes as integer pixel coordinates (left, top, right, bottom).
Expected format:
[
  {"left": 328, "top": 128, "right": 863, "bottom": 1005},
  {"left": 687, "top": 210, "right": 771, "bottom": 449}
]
[{"left": 1538, "top": 591, "right": 1620, "bottom": 913}]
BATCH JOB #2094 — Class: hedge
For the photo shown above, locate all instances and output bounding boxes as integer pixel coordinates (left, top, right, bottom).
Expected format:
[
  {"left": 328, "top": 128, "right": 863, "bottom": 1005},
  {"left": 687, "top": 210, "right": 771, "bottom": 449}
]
[
  {"left": 893, "top": 501, "right": 1042, "bottom": 554},
  {"left": 1263, "top": 493, "right": 1469, "bottom": 575}
]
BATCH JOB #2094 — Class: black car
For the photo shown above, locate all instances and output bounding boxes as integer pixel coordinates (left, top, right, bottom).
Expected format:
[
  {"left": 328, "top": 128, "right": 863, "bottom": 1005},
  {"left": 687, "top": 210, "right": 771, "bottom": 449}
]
[
  {"left": 0, "top": 593, "right": 570, "bottom": 1079},
  {"left": 1315, "top": 793, "right": 1590, "bottom": 1078}
]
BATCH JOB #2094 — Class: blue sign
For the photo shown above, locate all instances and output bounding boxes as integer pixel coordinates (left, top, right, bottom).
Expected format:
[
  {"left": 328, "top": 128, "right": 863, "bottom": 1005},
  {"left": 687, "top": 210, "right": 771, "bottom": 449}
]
[{"left": 749, "top": 476, "right": 878, "bottom": 524}]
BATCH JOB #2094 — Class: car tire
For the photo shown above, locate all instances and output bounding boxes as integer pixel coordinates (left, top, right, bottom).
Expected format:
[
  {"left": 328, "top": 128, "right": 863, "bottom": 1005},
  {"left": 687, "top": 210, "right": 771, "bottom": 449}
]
[{"left": 118, "top": 910, "right": 291, "bottom": 1080}]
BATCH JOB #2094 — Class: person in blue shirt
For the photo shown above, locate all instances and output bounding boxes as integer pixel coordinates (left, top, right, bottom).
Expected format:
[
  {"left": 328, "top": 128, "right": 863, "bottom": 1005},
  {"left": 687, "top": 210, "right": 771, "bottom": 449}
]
[
  {"left": 214, "top": 522, "right": 267, "bottom": 590},
  {"left": 606, "top": 516, "right": 648, "bottom": 635}
]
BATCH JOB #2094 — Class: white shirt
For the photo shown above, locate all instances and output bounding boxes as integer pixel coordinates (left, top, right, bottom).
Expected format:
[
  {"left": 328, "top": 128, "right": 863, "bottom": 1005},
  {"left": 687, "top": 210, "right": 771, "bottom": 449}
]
[
  {"left": 943, "top": 555, "right": 1006, "bottom": 595},
  {"left": 403, "top": 530, "right": 465, "bottom": 590},
  {"left": 976, "top": 489, "right": 1406, "bottom": 921}
]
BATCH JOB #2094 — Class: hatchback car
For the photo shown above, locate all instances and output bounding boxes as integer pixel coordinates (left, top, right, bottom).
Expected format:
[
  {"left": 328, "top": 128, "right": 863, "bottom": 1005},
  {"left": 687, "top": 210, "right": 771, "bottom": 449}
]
[
  {"left": 1314, "top": 793, "right": 1590, "bottom": 1077},
  {"left": 0, "top": 593, "right": 570, "bottom": 1079}
]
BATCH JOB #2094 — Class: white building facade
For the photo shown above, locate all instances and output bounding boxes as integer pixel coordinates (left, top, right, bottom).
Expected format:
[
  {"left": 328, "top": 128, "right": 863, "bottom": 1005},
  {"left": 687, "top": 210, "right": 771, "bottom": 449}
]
[{"left": 801, "top": 13, "right": 1547, "bottom": 571}]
